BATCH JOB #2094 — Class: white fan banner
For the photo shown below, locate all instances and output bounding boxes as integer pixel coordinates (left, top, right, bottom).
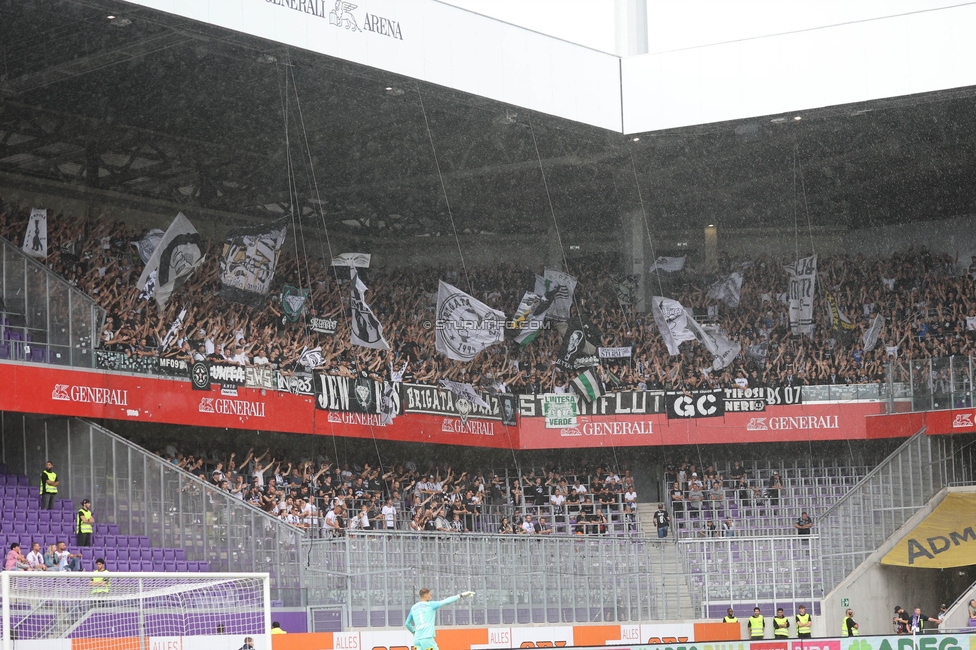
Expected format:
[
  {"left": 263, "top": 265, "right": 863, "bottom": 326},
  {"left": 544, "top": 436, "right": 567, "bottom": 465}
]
[
  {"left": 598, "top": 347, "right": 632, "bottom": 358},
  {"left": 435, "top": 280, "right": 505, "bottom": 362},
  {"left": 785, "top": 255, "right": 817, "bottom": 338},
  {"left": 331, "top": 252, "right": 371, "bottom": 268},
  {"left": 22, "top": 208, "right": 47, "bottom": 259}
]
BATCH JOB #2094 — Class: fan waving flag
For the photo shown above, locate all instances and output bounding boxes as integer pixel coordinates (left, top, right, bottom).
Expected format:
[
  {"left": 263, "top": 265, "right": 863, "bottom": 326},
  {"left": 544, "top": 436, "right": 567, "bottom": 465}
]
[
  {"left": 511, "top": 291, "right": 551, "bottom": 345},
  {"left": 435, "top": 281, "right": 505, "bottom": 362},
  {"left": 350, "top": 267, "right": 391, "bottom": 350},
  {"left": 136, "top": 212, "right": 205, "bottom": 309},
  {"left": 538, "top": 269, "right": 577, "bottom": 322},
  {"left": 571, "top": 369, "right": 604, "bottom": 403},
  {"left": 439, "top": 379, "right": 491, "bottom": 410}
]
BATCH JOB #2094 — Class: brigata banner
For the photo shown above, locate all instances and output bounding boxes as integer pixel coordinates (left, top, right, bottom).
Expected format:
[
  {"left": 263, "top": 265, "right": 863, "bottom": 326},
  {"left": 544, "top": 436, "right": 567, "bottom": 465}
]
[
  {"left": 401, "top": 383, "right": 503, "bottom": 420},
  {"left": 0, "top": 362, "right": 890, "bottom": 449}
]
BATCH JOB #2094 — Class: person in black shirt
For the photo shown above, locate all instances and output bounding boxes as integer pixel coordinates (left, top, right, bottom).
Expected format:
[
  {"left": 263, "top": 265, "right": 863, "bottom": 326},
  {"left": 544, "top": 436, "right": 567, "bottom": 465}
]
[{"left": 652, "top": 504, "right": 671, "bottom": 539}]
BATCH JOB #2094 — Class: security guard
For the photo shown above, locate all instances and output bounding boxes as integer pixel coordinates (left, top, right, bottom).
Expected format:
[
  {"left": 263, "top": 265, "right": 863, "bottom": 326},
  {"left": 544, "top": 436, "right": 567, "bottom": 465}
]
[
  {"left": 723, "top": 608, "right": 738, "bottom": 623},
  {"left": 749, "top": 607, "right": 766, "bottom": 639},
  {"left": 77, "top": 499, "right": 95, "bottom": 547},
  {"left": 796, "top": 605, "right": 812, "bottom": 638},
  {"left": 773, "top": 608, "right": 790, "bottom": 638},
  {"left": 39, "top": 460, "right": 59, "bottom": 510},
  {"left": 841, "top": 608, "right": 859, "bottom": 637},
  {"left": 90, "top": 558, "right": 110, "bottom": 596}
]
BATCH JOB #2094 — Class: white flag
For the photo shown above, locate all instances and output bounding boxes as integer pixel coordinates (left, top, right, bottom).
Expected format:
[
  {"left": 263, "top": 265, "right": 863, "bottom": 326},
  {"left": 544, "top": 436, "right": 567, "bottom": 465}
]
[
  {"left": 350, "top": 267, "right": 391, "bottom": 350},
  {"left": 707, "top": 272, "right": 743, "bottom": 308},
  {"left": 651, "top": 296, "right": 697, "bottom": 355},
  {"left": 439, "top": 379, "right": 491, "bottom": 410},
  {"left": 649, "top": 256, "right": 686, "bottom": 273},
  {"left": 136, "top": 213, "right": 205, "bottom": 309},
  {"left": 22, "top": 208, "right": 47, "bottom": 258},
  {"left": 331, "top": 252, "right": 371, "bottom": 268},
  {"left": 785, "top": 255, "right": 817, "bottom": 338},
  {"left": 687, "top": 318, "right": 741, "bottom": 370},
  {"left": 863, "top": 314, "right": 885, "bottom": 352},
  {"left": 435, "top": 280, "right": 505, "bottom": 362}
]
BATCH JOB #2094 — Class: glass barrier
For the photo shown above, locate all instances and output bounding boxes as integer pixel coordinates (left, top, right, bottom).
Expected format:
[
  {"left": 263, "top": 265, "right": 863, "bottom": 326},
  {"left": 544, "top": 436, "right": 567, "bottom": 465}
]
[{"left": 0, "top": 238, "right": 104, "bottom": 367}]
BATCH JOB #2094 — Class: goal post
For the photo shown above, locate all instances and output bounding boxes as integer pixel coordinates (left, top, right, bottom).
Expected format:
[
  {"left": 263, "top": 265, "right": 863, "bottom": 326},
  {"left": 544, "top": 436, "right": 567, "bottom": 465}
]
[{"left": 0, "top": 572, "right": 271, "bottom": 650}]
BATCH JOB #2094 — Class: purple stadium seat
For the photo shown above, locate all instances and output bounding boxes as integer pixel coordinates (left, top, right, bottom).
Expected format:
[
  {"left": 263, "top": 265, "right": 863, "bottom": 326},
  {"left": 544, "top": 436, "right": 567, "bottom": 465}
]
[
  {"left": 0, "top": 343, "right": 10, "bottom": 359},
  {"left": 60, "top": 500, "right": 74, "bottom": 510},
  {"left": 103, "top": 534, "right": 117, "bottom": 547},
  {"left": 37, "top": 510, "right": 53, "bottom": 522},
  {"left": 15, "top": 486, "right": 29, "bottom": 499},
  {"left": 163, "top": 561, "right": 177, "bottom": 572},
  {"left": 162, "top": 548, "right": 175, "bottom": 561},
  {"left": 137, "top": 537, "right": 150, "bottom": 548},
  {"left": 174, "top": 561, "right": 188, "bottom": 572},
  {"left": 13, "top": 511, "right": 26, "bottom": 522},
  {"left": 138, "top": 561, "right": 153, "bottom": 572},
  {"left": 173, "top": 548, "right": 186, "bottom": 561},
  {"left": 104, "top": 548, "right": 118, "bottom": 562},
  {"left": 150, "top": 548, "right": 164, "bottom": 561},
  {"left": 16, "top": 476, "right": 29, "bottom": 487},
  {"left": 0, "top": 475, "right": 8, "bottom": 485}
]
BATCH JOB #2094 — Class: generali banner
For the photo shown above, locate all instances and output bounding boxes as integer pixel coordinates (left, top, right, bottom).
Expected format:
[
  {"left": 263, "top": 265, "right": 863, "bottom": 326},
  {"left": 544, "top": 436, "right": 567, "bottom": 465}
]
[{"left": 0, "top": 362, "right": 889, "bottom": 449}]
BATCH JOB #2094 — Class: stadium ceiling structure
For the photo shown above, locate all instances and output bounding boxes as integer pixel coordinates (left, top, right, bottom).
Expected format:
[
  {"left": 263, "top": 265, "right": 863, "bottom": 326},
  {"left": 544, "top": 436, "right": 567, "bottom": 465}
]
[{"left": 3, "top": 0, "right": 976, "bottom": 241}]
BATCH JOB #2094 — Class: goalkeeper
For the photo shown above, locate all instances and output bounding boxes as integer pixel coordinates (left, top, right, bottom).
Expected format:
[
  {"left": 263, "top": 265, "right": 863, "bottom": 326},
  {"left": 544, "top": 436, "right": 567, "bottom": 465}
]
[{"left": 405, "top": 588, "right": 474, "bottom": 650}]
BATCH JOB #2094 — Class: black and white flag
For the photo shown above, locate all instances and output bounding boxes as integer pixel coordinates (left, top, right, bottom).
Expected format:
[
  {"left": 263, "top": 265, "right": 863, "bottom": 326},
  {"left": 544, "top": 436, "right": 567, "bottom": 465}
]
[
  {"left": 350, "top": 267, "right": 390, "bottom": 350},
  {"left": 22, "top": 208, "right": 47, "bottom": 259},
  {"left": 435, "top": 280, "right": 505, "bottom": 362},
  {"left": 651, "top": 296, "right": 697, "bottom": 355},
  {"left": 298, "top": 346, "right": 325, "bottom": 369},
  {"left": 863, "top": 314, "right": 885, "bottom": 352},
  {"left": 707, "top": 272, "right": 743, "bottom": 308},
  {"left": 687, "top": 318, "right": 741, "bottom": 370},
  {"left": 512, "top": 291, "right": 551, "bottom": 345},
  {"left": 219, "top": 219, "right": 287, "bottom": 308},
  {"left": 785, "top": 255, "right": 817, "bottom": 338},
  {"left": 136, "top": 212, "right": 205, "bottom": 309},
  {"left": 556, "top": 315, "right": 601, "bottom": 371},
  {"left": 537, "top": 269, "right": 577, "bottom": 322},
  {"left": 439, "top": 379, "right": 491, "bottom": 410},
  {"left": 159, "top": 307, "right": 187, "bottom": 351},
  {"left": 745, "top": 341, "right": 768, "bottom": 367},
  {"left": 132, "top": 229, "right": 165, "bottom": 264}
]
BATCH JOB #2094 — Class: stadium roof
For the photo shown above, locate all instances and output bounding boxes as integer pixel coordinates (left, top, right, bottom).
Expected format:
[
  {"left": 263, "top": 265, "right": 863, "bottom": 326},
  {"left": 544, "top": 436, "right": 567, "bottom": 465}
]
[{"left": 2, "top": 0, "right": 976, "bottom": 241}]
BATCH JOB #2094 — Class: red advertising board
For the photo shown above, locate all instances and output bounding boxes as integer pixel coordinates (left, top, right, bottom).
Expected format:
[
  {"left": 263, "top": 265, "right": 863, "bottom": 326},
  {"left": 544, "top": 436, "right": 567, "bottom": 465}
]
[
  {"left": 0, "top": 362, "right": 520, "bottom": 449},
  {"left": 0, "top": 361, "right": 911, "bottom": 448},
  {"left": 517, "top": 401, "right": 886, "bottom": 448}
]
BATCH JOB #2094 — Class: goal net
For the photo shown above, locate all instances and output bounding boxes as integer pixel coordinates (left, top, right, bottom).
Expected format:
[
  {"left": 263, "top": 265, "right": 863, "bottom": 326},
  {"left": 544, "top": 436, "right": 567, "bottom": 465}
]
[{"left": 1, "top": 572, "right": 270, "bottom": 650}]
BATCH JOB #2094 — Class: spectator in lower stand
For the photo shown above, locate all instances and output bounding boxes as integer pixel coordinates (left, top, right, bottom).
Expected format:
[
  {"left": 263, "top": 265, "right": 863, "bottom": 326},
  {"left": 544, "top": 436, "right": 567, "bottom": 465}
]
[
  {"left": 44, "top": 544, "right": 59, "bottom": 571},
  {"left": 698, "top": 520, "right": 718, "bottom": 537},
  {"left": 721, "top": 518, "right": 735, "bottom": 537},
  {"left": 767, "top": 472, "right": 784, "bottom": 508},
  {"left": 536, "top": 516, "right": 552, "bottom": 534},
  {"left": 56, "top": 541, "right": 83, "bottom": 571},
  {"left": 893, "top": 606, "right": 910, "bottom": 635},
  {"left": 794, "top": 511, "right": 814, "bottom": 535},
  {"left": 653, "top": 503, "right": 671, "bottom": 539},
  {"left": 5, "top": 543, "right": 32, "bottom": 571},
  {"left": 520, "top": 514, "right": 535, "bottom": 534},
  {"left": 449, "top": 512, "right": 466, "bottom": 533},
  {"left": 670, "top": 482, "right": 685, "bottom": 519},
  {"left": 497, "top": 517, "right": 513, "bottom": 534},
  {"left": 687, "top": 483, "right": 704, "bottom": 521},
  {"left": 382, "top": 498, "right": 397, "bottom": 531},
  {"left": 26, "top": 542, "right": 47, "bottom": 571},
  {"left": 908, "top": 607, "right": 942, "bottom": 633}
]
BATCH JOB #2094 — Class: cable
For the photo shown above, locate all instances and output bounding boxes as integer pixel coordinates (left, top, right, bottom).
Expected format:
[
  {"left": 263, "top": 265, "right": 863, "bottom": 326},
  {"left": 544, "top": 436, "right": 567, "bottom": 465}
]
[{"left": 416, "top": 83, "right": 474, "bottom": 297}]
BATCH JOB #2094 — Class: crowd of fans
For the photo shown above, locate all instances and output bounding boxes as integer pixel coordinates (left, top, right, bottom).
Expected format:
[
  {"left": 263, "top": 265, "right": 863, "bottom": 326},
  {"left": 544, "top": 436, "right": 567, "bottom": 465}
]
[
  {"left": 156, "top": 443, "right": 637, "bottom": 535},
  {"left": 2, "top": 201, "right": 975, "bottom": 394}
]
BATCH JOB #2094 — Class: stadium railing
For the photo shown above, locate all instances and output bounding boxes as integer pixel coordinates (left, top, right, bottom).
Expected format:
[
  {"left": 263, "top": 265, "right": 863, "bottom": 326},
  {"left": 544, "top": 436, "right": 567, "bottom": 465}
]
[{"left": 0, "top": 415, "right": 303, "bottom": 606}]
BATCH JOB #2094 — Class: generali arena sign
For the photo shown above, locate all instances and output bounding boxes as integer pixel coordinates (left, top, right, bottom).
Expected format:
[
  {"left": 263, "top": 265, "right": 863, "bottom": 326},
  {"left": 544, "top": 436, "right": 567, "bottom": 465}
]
[{"left": 0, "top": 361, "right": 894, "bottom": 449}]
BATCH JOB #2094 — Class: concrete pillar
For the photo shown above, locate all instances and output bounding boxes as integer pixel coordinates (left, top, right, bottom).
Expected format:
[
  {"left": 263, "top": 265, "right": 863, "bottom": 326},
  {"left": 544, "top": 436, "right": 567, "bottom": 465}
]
[{"left": 704, "top": 224, "right": 718, "bottom": 273}]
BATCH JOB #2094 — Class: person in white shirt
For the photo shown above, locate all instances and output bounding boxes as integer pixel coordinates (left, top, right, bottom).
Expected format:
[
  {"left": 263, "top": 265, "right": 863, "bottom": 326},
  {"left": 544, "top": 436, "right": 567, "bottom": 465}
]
[
  {"left": 382, "top": 498, "right": 397, "bottom": 530},
  {"left": 520, "top": 515, "right": 535, "bottom": 534},
  {"left": 550, "top": 489, "right": 566, "bottom": 515},
  {"left": 26, "top": 542, "right": 46, "bottom": 571},
  {"left": 624, "top": 488, "right": 638, "bottom": 510},
  {"left": 358, "top": 504, "right": 372, "bottom": 530}
]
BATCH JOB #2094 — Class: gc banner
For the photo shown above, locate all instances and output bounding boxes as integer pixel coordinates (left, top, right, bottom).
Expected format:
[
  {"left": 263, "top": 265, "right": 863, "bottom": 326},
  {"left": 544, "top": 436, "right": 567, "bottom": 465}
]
[{"left": 666, "top": 389, "right": 724, "bottom": 419}]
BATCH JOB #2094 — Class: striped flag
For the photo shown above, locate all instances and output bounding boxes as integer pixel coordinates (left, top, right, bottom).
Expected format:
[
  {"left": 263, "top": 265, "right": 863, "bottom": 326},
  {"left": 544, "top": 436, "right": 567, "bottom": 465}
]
[{"left": 571, "top": 369, "right": 604, "bottom": 403}]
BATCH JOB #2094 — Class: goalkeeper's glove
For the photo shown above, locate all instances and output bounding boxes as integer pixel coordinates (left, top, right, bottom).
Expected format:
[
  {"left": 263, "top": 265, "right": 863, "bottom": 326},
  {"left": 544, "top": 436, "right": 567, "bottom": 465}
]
[{"left": 460, "top": 591, "right": 475, "bottom": 598}]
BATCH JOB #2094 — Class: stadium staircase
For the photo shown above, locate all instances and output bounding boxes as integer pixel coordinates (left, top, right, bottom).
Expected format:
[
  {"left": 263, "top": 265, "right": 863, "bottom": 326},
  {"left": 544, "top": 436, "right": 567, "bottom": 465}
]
[{"left": 637, "top": 508, "right": 696, "bottom": 619}]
